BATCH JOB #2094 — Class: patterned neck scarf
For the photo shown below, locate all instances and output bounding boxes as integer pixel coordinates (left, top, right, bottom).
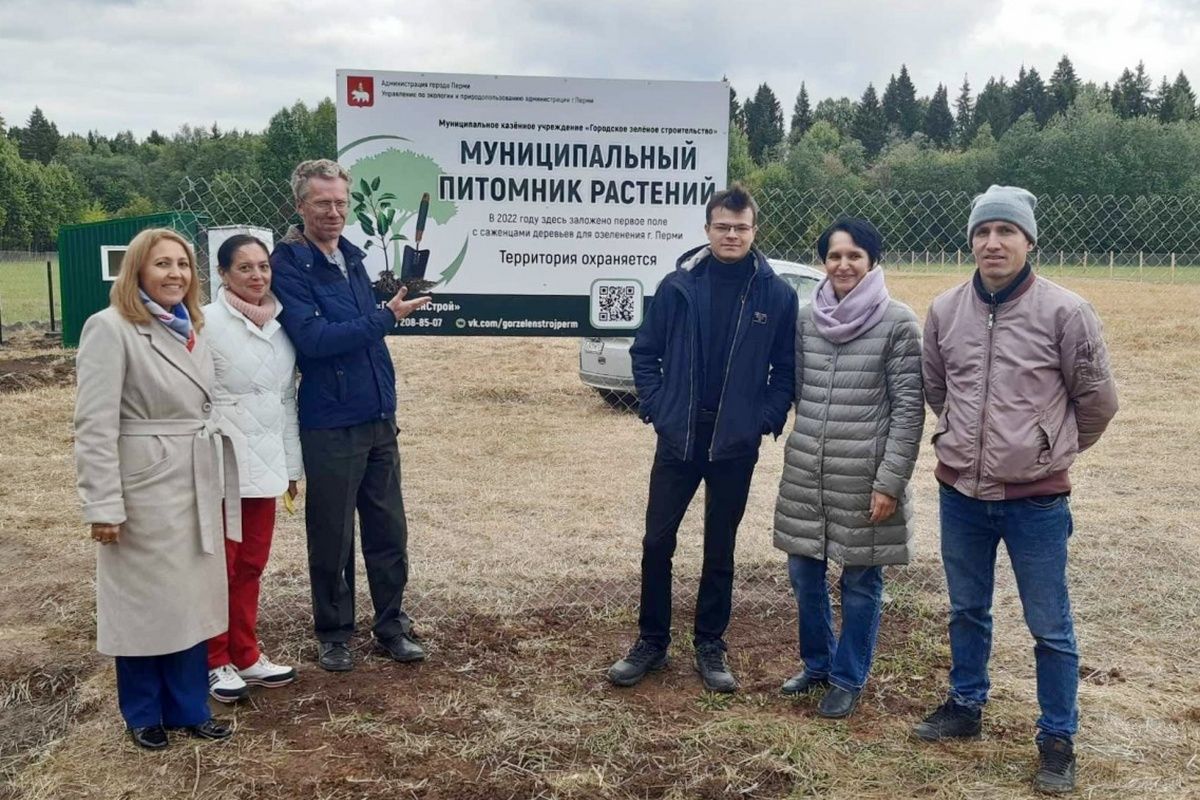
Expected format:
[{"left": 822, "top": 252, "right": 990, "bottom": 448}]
[{"left": 139, "top": 288, "right": 195, "bottom": 351}]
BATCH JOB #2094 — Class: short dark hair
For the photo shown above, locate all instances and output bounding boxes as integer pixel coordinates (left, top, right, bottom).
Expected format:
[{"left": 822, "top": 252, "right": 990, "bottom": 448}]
[
  {"left": 816, "top": 217, "right": 883, "bottom": 267},
  {"left": 705, "top": 183, "right": 759, "bottom": 224},
  {"left": 216, "top": 234, "right": 271, "bottom": 272}
]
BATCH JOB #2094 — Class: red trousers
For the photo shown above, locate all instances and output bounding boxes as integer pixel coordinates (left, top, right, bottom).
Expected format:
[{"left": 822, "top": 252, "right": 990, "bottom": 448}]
[{"left": 208, "top": 497, "right": 277, "bottom": 670}]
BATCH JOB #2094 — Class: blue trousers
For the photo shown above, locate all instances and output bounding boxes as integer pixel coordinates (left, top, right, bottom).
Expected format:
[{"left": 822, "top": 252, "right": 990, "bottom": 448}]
[
  {"left": 939, "top": 484, "right": 1079, "bottom": 741},
  {"left": 115, "top": 640, "right": 211, "bottom": 729},
  {"left": 788, "top": 554, "right": 884, "bottom": 692}
]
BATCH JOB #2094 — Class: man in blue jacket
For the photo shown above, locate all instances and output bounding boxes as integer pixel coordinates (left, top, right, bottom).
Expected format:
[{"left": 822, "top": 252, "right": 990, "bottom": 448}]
[
  {"left": 270, "top": 159, "right": 430, "bottom": 672},
  {"left": 608, "top": 184, "right": 798, "bottom": 692}
]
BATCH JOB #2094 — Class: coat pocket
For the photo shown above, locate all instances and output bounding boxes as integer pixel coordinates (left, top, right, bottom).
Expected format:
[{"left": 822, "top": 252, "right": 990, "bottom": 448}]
[{"left": 120, "top": 436, "right": 169, "bottom": 491}]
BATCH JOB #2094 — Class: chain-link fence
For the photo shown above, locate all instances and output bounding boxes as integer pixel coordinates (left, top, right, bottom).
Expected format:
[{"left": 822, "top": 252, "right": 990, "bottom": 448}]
[{"left": 173, "top": 178, "right": 1176, "bottom": 623}]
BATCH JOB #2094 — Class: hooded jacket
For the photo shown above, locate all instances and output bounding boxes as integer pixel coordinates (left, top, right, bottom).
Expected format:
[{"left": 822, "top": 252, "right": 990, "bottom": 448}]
[
  {"left": 631, "top": 244, "right": 798, "bottom": 461},
  {"left": 269, "top": 225, "right": 398, "bottom": 430}
]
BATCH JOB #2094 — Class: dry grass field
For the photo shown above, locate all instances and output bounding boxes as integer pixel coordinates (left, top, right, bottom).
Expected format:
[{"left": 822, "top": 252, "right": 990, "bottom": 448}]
[{"left": 0, "top": 273, "right": 1197, "bottom": 799}]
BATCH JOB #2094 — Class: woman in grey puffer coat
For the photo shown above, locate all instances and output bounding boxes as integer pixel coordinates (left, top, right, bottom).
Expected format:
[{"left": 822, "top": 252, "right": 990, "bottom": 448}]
[{"left": 773, "top": 218, "right": 924, "bottom": 719}]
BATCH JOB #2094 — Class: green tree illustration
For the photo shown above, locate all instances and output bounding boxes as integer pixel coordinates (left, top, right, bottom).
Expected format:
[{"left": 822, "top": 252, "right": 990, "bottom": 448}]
[{"left": 349, "top": 150, "right": 457, "bottom": 273}]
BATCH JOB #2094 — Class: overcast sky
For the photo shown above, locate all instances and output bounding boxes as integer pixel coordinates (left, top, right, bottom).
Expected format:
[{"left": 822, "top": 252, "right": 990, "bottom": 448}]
[{"left": 3, "top": 0, "right": 1200, "bottom": 137}]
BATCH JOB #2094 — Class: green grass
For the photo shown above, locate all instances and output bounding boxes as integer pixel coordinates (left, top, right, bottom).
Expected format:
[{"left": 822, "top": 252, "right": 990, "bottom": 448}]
[{"left": 0, "top": 258, "right": 61, "bottom": 326}]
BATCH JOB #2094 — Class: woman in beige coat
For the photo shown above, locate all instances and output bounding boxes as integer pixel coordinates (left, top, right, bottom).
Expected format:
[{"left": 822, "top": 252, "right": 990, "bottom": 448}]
[{"left": 74, "top": 228, "right": 241, "bottom": 750}]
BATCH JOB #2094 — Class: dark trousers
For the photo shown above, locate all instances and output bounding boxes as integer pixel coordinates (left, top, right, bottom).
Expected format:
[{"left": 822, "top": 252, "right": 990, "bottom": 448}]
[
  {"left": 115, "top": 641, "right": 210, "bottom": 729},
  {"left": 638, "top": 425, "right": 757, "bottom": 650},
  {"left": 301, "top": 418, "right": 412, "bottom": 644}
]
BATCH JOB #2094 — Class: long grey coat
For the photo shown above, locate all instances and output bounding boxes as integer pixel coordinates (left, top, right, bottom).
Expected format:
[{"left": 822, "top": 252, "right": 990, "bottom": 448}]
[
  {"left": 74, "top": 308, "right": 240, "bottom": 657},
  {"left": 773, "top": 299, "right": 924, "bottom": 566}
]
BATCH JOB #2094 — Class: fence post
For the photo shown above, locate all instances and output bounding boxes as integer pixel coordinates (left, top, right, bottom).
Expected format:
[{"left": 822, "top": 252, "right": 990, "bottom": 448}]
[
  {"left": 1081, "top": 251, "right": 1088, "bottom": 276},
  {"left": 956, "top": 250, "right": 961, "bottom": 267},
  {"left": 1171, "top": 253, "right": 1176, "bottom": 283},
  {"left": 46, "top": 260, "right": 57, "bottom": 334},
  {"left": 1139, "top": 251, "right": 1144, "bottom": 280},
  {"left": 1108, "top": 252, "right": 1114, "bottom": 279}
]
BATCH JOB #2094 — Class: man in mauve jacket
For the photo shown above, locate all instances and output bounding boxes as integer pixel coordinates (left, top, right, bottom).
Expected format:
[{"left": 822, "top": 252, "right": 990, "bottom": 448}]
[
  {"left": 913, "top": 185, "right": 1118, "bottom": 795},
  {"left": 270, "top": 159, "right": 430, "bottom": 673},
  {"left": 607, "top": 184, "right": 798, "bottom": 693}
]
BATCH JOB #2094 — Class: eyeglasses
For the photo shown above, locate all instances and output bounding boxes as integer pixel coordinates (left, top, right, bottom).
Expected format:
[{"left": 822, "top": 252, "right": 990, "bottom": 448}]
[
  {"left": 709, "top": 223, "right": 755, "bottom": 235},
  {"left": 307, "top": 199, "right": 349, "bottom": 213}
]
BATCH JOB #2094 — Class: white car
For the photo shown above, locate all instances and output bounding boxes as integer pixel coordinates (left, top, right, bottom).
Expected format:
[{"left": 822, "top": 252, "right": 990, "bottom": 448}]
[{"left": 579, "top": 260, "right": 824, "bottom": 400}]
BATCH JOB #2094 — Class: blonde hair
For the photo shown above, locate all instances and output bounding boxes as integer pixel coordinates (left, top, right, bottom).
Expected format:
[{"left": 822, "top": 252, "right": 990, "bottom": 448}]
[
  {"left": 291, "top": 159, "right": 351, "bottom": 205},
  {"left": 110, "top": 228, "right": 205, "bottom": 331}
]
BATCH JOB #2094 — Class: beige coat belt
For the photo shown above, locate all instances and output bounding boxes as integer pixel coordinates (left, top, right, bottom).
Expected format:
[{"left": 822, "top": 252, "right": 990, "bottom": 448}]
[{"left": 118, "top": 418, "right": 242, "bottom": 554}]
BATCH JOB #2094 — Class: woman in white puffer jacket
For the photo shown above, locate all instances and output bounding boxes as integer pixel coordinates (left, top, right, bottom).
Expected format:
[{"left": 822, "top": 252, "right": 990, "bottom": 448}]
[{"left": 202, "top": 234, "right": 303, "bottom": 702}]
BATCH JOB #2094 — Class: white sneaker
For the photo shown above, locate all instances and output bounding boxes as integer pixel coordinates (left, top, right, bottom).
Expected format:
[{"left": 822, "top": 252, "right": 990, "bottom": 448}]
[
  {"left": 208, "top": 664, "right": 249, "bottom": 703},
  {"left": 238, "top": 654, "right": 297, "bottom": 688}
]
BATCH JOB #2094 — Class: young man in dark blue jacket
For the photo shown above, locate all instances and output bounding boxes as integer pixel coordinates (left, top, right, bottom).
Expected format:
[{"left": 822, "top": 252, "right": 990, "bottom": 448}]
[
  {"left": 608, "top": 185, "right": 798, "bottom": 692},
  {"left": 270, "top": 159, "right": 430, "bottom": 672}
]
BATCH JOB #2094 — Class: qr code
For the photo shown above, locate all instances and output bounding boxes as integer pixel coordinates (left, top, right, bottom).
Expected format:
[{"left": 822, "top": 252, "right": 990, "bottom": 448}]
[
  {"left": 597, "top": 284, "right": 636, "bottom": 322},
  {"left": 590, "top": 280, "right": 643, "bottom": 329}
]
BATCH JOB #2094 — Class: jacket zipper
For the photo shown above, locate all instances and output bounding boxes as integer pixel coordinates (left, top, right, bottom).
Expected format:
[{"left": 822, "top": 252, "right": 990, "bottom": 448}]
[
  {"left": 709, "top": 268, "right": 756, "bottom": 460},
  {"left": 817, "top": 345, "right": 838, "bottom": 540},
  {"left": 974, "top": 295, "right": 998, "bottom": 491}
]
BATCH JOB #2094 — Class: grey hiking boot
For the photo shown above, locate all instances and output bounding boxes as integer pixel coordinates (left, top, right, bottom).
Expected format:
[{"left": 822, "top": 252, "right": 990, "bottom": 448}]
[
  {"left": 693, "top": 642, "right": 738, "bottom": 693},
  {"left": 1034, "top": 735, "right": 1076, "bottom": 794},
  {"left": 607, "top": 639, "right": 668, "bottom": 686},
  {"left": 781, "top": 671, "right": 828, "bottom": 696},
  {"left": 912, "top": 699, "right": 983, "bottom": 741}
]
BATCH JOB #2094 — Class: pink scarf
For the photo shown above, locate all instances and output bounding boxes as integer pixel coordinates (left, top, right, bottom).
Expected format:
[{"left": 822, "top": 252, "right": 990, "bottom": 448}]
[
  {"left": 810, "top": 267, "right": 890, "bottom": 344},
  {"left": 223, "top": 287, "right": 277, "bottom": 329}
]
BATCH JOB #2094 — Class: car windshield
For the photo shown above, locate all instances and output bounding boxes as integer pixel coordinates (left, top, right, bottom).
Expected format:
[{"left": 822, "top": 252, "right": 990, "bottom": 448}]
[{"left": 781, "top": 274, "right": 821, "bottom": 303}]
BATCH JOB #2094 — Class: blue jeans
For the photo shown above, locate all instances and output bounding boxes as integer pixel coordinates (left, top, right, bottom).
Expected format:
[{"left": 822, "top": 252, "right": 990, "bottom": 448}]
[
  {"left": 939, "top": 484, "right": 1078, "bottom": 741},
  {"left": 788, "top": 554, "right": 884, "bottom": 692}
]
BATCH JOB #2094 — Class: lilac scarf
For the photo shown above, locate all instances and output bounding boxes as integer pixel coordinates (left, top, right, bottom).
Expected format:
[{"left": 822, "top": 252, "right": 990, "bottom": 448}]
[{"left": 810, "top": 267, "right": 890, "bottom": 344}]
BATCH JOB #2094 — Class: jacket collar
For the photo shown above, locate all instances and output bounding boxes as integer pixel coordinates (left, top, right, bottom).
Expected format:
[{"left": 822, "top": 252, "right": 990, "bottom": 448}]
[
  {"left": 674, "top": 245, "right": 774, "bottom": 280},
  {"left": 281, "top": 224, "right": 365, "bottom": 264},
  {"left": 973, "top": 262, "right": 1034, "bottom": 305},
  {"left": 135, "top": 319, "right": 211, "bottom": 400}
]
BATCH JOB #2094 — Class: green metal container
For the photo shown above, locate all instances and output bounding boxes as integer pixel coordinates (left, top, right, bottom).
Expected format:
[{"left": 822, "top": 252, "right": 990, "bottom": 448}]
[{"left": 58, "top": 212, "right": 204, "bottom": 347}]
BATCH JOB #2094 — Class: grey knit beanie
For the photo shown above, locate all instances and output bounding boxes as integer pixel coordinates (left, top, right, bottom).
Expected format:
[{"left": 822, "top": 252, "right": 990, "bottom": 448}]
[{"left": 967, "top": 185, "right": 1038, "bottom": 244}]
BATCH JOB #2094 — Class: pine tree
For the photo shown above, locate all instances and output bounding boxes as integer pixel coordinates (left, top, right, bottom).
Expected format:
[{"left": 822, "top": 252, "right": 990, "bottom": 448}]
[
  {"left": 1156, "top": 76, "right": 1176, "bottom": 122},
  {"left": 894, "top": 65, "right": 922, "bottom": 135},
  {"left": 954, "top": 76, "right": 977, "bottom": 148},
  {"left": 1048, "top": 55, "right": 1080, "bottom": 115},
  {"left": 789, "top": 83, "right": 813, "bottom": 143},
  {"left": 881, "top": 74, "right": 901, "bottom": 129},
  {"left": 1171, "top": 71, "right": 1196, "bottom": 121},
  {"left": 726, "top": 79, "right": 745, "bottom": 132},
  {"left": 147, "top": 130, "right": 166, "bottom": 146},
  {"left": 18, "top": 107, "right": 61, "bottom": 165},
  {"left": 1011, "top": 66, "right": 1049, "bottom": 125},
  {"left": 974, "top": 78, "right": 1013, "bottom": 137},
  {"left": 743, "top": 83, "right": 784, "bottom": 164},
  {"left": 924, "top": 84, "right": 955, "bottom": 148},
  {"left": 1113, "top": 62, "right": 1153, "bottom": 117},
  {"left": 851, "top": 84, "right": 886, "bottom": 158}
]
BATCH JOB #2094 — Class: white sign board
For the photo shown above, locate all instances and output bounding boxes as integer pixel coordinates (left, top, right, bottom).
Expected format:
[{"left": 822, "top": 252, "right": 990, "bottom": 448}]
[{"left": 336, "top": 70, "right": 729, "bottom": 335}]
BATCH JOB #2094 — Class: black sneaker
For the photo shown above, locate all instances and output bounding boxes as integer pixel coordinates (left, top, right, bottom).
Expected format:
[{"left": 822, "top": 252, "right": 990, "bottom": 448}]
[
  {"left": 693, "top": 642, "right": 738, "bottom": 693},
  {"left": 1034, "top": 736, "right": 1076, "bottom": 794},
  {"left": 607, "top": 639, "right": 668, "bottom": 686},
  {"left": 912, "top": 699, "right": 982, "bottom": 741}
]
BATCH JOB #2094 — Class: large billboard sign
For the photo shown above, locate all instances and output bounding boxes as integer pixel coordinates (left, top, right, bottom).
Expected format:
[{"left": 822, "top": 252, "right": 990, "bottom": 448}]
[{"left": 336, "top": 70, "right": 729, "bottom": 336}]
